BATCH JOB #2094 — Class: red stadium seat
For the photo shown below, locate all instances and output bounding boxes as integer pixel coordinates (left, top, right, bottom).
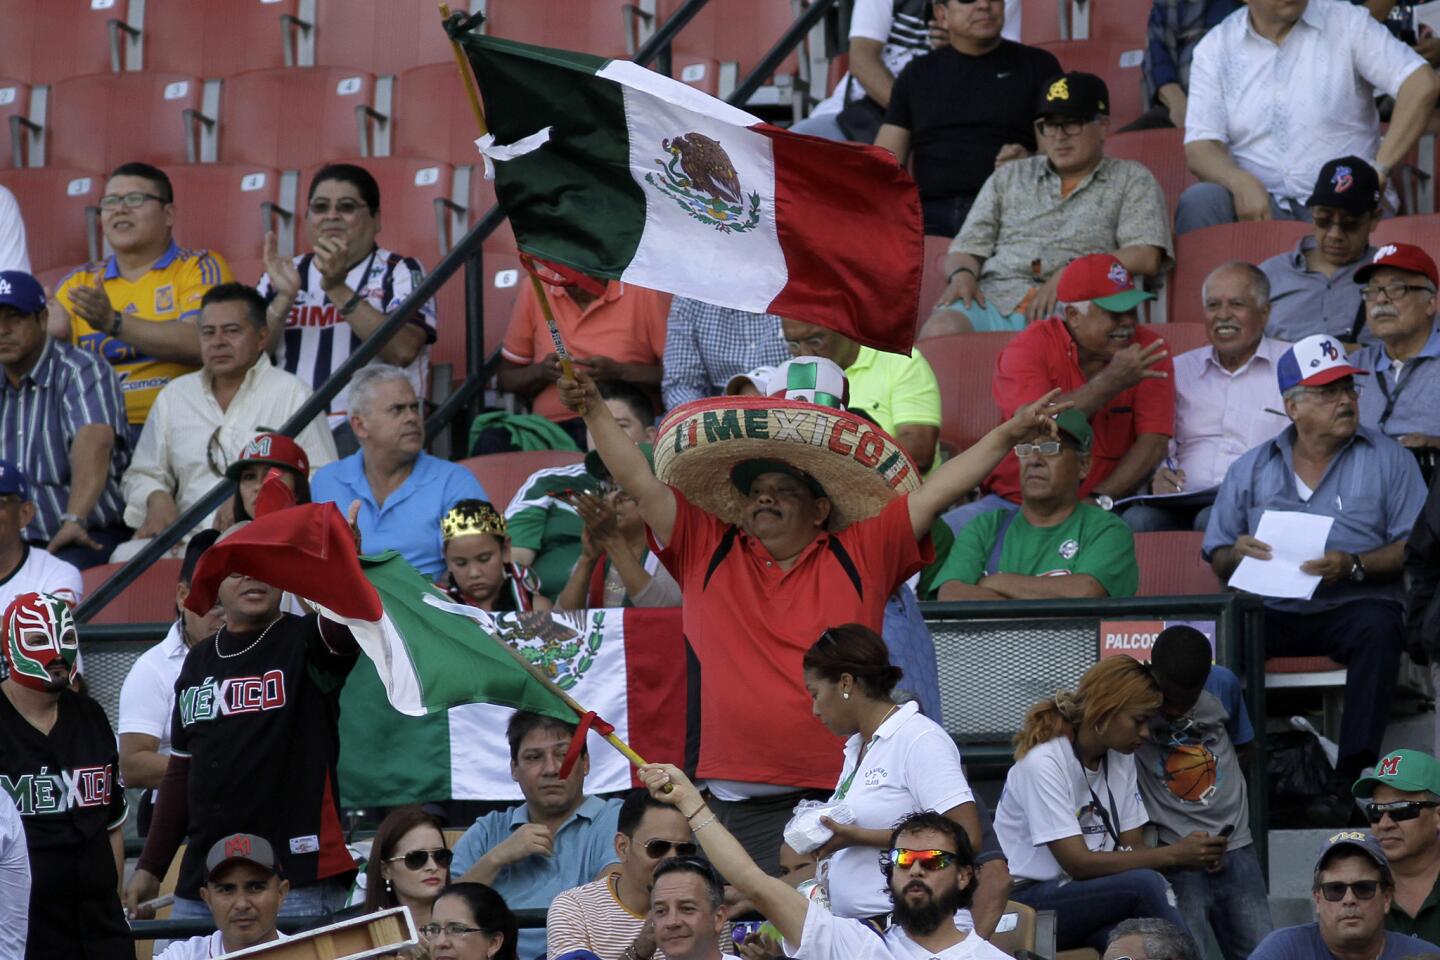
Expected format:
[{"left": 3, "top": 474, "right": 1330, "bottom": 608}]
[
  {"left": 1145, "top": 322, "right": 1211, "bottom": 358},
  {"left": 1080, "top": 0, "right": 1148, "bottom": 43},
  {"left": 479, "top": 248, "right": 524, "bottom": 362},
  {"left": 917, "top": 234, "right": 952, "bottom": 328},
  {"left": 80, "top": 559, "right": 184, "bottom": 625},
  {"left": 431, "top": 272, "right": 473, "bottom": 379},
  {"left": 44, "top": 72, "right": 203, "bottom": 172},
  {"left": 227, "top": 256, "right": 267, "bottom": 286},
  {"left": 312, "top": 0, "right": 465, "bottom": 74},
  {"left": 460, "top": 450, "right": 585, "bottom": 510},
  {"left": 1105, "top": 128, "right": 1194, "bottom": 222},
  {"left": 167, "top": 163, "right": 281, "bottom": 262},
  {"left": 1169, "top": 221, "right": 1311, "bottom": 323},
  {"left": 1036, "top": 40, "right": 1146, "bottom": 127},
  {"left": 393, "top": 63, "right": 487, "bottom": 166},
  {"left": 468, "top": 174, "right": 519, "bottom": 256},
  {"left": 125, "top": 0, "right": 299, "bottom": 77},
  {"left": 1372, "top": 214, "right": 1440, "bottom": 251},
  {"left": 304, "top": 157, "right": 455, "bottom": 262},
  {"left": 1020, "top": 0, "right": 1068, "bottom": 43},
  {"left": 0, "top": 80, "right": 28, "bottom": 170},
  {"left": 1134, "top": 531, "right": 1221, "bottom": 596},
  {"left": 218, "top": 67, "right": 376, "bottom": 169},
  {"left": 1266, "top": 655, "right": 1344, "bottom": 673},
  {"left": 481, "top": 0, "right": 637, "bottom": 58},
  {"left": 660, "top": 0, "right": 803, "bottom": 88},
  {"left": 0, "top": 167, "right": 103, "bottom": 273},
  {"left": 917, "top": 332, "right": 1015, "bottom": 454},
  {"left": 0, "top": 0, "right": 118, "bottom": 85}
]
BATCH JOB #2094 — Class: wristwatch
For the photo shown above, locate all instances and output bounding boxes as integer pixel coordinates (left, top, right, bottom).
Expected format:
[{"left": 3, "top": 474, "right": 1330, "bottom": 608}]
[
  {"left": 109, "top": 310, "right": 125, "bottom": 336},
  {"left": 1349, "top": 552, "right": 1367, "bottom": 583},
  {"left": 1094, "top": 494, "right": 1114, "bottom": 511},
  {"left": 59, "top": 512, "right": 88, "bottom": 530}
]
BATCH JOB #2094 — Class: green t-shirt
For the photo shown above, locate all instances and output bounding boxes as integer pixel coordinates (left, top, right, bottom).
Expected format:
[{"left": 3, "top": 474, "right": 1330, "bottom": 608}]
[
  {"left": 1386, "top": 882, "right": 1440, "bottom": 947},
  {"left": 935, "top": 503, "right": 1138, "bottom": 597},
  {"left": 502, "top": 463, "right": 600, "bottom": 600}
]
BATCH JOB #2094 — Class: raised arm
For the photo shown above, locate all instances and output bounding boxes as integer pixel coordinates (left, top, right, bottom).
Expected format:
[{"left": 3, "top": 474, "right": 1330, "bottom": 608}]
[
  {"left": 1378, "top": 66, "right": 1440, "bottom": 175},
  {"left": 908, "top": 391, "right": 1068, "bottom": 538},
  {"left": 558, "top": 372, "right": 677, "bottom": 544},
  {"left": 639, "top": 764, "right": 810, "bottom": 944}
]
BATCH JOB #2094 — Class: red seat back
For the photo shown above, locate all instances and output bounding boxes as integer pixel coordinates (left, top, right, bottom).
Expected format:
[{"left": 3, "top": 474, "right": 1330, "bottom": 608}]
[
  {"left": 81, "top": 559, "right": 184, "bottom": 625},
  {"left": 46, "top": 72, "right": 202, "bottom": 172},
  {"left": 460, "top": 450, "right": 586, "bottom": 509},
  {"left": 131, "top": 0, "right": 297, "bottom": 76},
  {"left": 1020, "top": 0, "right": 1067, "bottom": 43},
  {"left": 1145, "top": 322, "right": 1212, "bottom": 358},
  {"left": 0, "top": 0, "right": 117, "bottom": 84},
  {"left": 393, "top": 63, "right": 486, "bottom": 166},
  {"left": 1169, "top": 221, "right": 1312, "bottom": 323},
  {"left": 218, "top": 67, "right": 374, "bottom": 169},
  {"left": 303, "top": 157, "right": 453, "bottom": 262},
  {"left": 917, "top": 332, "right": 1015, "bottom": 454},
  {"left": 0, "top": 167, "right": 103, "bottom": 273},
  {"left": 1106, "top": 128, "right": 1195, "bottom": 222},
  {"left": 167, "top": 163, "right": 280, "bottom": 262},
  {"left": 1372, "top": 214, "right": 1440, "bottom": 251},
  {"left": 0, "top": 79, "right": 29, "bottom": 170},
  {"left": 1035, "top": 40, "right": 1147, "bottom": 127},
  {"left": 1134, "top": 531, "right": 1221, "bottom": 596}
]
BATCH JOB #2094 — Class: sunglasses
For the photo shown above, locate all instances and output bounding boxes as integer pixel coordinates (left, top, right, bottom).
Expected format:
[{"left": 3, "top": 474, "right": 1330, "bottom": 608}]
[
  {"left": 1317, "top": 881, "right": 1383, "bottom": 902},
  {"left": 1366, "top": 800, "right": 1440, "bottom": 824},
  {"left": 385, "top": 847, "right": 453, "bottom": 871},
  {"left": 887, "top": 848, "right": 958, "bottom": 871},
  {"left": 308, "top": 198, "right": 368, "bottom": 216},
  {"left": 644, "top": 839, "right": 699, "bottom": 859}
]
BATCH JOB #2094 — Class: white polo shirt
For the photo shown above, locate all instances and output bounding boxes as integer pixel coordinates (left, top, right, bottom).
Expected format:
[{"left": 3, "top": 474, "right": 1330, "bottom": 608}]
[
  {"left": 789, "top": 899, "right": 1012, "bottom": 960},
  {"left": 156, "top": 929, "right": 288, "bottom": 959},
  {"left": 823, "top": 701, "right": 974, "bottom": 919},
  {"left": 117, "top": 622, "right": 190, "bottom": 799},
  {"left": 0, "top": 544, "right": 83, "bottom": 610},
  {"left": 994, "top": 736, "right": 1148, "bottom": 882}
]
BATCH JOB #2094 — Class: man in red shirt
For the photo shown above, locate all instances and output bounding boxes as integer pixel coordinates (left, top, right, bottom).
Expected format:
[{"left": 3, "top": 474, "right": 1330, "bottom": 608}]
[
  {"left": 943, "top": 253, "right": 1176, "bottom": 536},
  {"left": 558, "top": 364, "right": 1064, "bottom": 872}
]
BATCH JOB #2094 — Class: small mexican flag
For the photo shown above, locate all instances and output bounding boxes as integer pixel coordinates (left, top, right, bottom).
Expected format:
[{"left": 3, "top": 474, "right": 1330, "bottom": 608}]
[
  {"left": 184, "top": 503, "right": 689, "bottom": 805},
  {"left": 455, "top": 25, "right": 924, "bottom": 355}
]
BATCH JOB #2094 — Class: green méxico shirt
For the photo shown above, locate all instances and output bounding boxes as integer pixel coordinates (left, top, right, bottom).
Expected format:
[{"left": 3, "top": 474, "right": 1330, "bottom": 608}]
[
  {"left": 935, "top": 503, "right": 1139, "bottom": 597},
  {"left": 1387, "top": 881, "right": 1440, "bottom": 946},
  {"left": 503, "top": 463, "right": 601, "bottom": 600}
]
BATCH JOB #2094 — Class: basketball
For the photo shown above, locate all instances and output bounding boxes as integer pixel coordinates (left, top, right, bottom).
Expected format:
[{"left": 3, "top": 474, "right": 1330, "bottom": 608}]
[{"left": 1163, "top": 743, "right": 1219, "bottom": 802}]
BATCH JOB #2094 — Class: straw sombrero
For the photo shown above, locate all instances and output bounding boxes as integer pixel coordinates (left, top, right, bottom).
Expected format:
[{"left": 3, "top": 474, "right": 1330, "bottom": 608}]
[{"left": 653, "top": 395, "right": 922, "bottom": 531}]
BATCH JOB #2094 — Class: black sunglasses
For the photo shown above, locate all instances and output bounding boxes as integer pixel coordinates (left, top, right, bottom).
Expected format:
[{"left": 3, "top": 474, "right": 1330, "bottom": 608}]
[
  {"left": 1317, "top": 881, "right": 1382, "bottom": 902},
  {"left": 644, "top": 839, "right": 699, "bottom": 859},
  {"left": 386, "top": 847, "right": 453, "bottom": 871},
  {"left": 1366, "top": 800, "right": 1440, "bottom": 824}
]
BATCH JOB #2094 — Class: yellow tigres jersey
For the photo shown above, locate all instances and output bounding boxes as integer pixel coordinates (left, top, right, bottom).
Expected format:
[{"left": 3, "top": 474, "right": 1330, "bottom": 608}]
[{"left": 57, "top": 242, "right": 233, "bottom": 424}]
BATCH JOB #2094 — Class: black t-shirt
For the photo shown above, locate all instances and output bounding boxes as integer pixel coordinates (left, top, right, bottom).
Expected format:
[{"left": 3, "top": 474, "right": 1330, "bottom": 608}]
[
  {"left": 170, "top": 612, "right": 358, "bottom": 899},
  {"left": 0, "top": 689, "right": 130, "bottom": 959},
  {"left": 884, "top": 41, "right": 1064, "bottom": 202}
]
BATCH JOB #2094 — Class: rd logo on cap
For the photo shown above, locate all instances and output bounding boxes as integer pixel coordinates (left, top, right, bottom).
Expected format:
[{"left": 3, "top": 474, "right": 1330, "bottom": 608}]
[
  {"left": 1378, "top": 755, "right": 1402, "bottom": 777},
  {"left": 1331, "top": 165, "right": 1353, "bottom": 193},
  {"left": 1376, "top": 244, "right": 1398, "bottom": 261},
  {"left": 1107, "top": 263, "right": 1129, "bottom": 287},
  {"left": 225, "top": 836, "right": 252, "bottom": 858},
  {"left": 1047, "top": 78, "right": 1069, "bottom": 101}
]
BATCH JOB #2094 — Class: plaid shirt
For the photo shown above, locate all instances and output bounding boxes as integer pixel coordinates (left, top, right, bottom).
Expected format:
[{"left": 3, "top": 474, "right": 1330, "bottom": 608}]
[
  {"left": 1142, "top": 0, "right": 1240, "bottom": 106},
  {"left": 0, "top": 338, "right": 129, "bottom": 541},
  {"left": 660, "top": 298, "right": 791, "bottom": 410}
]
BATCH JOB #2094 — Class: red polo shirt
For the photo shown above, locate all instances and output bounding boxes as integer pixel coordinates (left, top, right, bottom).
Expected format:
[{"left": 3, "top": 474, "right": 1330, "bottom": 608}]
[
  {"left": 653, "top": 488, "right": 933, "bottom": 789},
  {"left": 984, "top": 317, "right": 1175, "bottom": 502}
]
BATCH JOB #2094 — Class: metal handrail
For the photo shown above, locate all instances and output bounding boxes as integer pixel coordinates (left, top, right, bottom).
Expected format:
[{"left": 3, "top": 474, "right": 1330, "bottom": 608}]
[{"left": 728, "top": 0, "right": 839, "bottom": 108}]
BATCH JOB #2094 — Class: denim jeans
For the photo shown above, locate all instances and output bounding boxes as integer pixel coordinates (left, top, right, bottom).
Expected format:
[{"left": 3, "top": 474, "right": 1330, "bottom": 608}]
[
  {"left": 1164, "top": 844, "right": 1273, "bottom": 960},
  {"left": 1010, "top": 869, "right": 1188, "bottom": 951},
  {"left": 1121, "top": 503, "right": 1214, "bottom": 533}
]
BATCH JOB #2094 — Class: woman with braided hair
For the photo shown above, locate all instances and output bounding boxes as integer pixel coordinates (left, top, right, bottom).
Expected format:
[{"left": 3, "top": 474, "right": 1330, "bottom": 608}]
[
  {"left": 994, "top": 656, "right": 1223, "bottom": 951},
  {"left": 438, "top": 500, "right": 550, "bottom": 614}
]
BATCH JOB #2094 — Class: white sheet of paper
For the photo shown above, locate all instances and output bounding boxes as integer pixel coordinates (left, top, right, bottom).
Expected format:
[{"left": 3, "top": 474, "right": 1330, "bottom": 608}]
[{"left": 1227, "top": 510, "right": 1335, "bottom": 599}]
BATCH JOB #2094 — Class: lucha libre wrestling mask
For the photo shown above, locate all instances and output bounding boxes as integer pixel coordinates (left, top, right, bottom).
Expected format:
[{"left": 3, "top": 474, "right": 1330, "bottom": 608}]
[{"left": 3, "top": 592, "right": 78, "bottom": 692}]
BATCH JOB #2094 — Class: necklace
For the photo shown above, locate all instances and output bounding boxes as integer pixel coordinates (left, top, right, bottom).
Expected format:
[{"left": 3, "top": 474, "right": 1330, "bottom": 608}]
[{"left": 215, "top": 616, "right": 282, "bottom": 659}]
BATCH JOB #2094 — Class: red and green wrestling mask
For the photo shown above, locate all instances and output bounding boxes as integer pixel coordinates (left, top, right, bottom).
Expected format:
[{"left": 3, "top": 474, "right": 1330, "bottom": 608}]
[{"left": 3, "top": 592, "right": 78, "bottom": 692}]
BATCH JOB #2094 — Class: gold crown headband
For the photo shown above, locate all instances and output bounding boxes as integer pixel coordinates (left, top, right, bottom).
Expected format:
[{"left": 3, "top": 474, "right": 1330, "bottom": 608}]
[{"left": 441, "top": 503, "right": 508, "bottom": 542}]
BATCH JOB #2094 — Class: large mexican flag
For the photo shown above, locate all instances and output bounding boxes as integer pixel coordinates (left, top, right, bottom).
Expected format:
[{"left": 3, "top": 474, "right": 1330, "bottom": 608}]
[
  {"left": 454, "top": 25, "right": 924, "bottom": 354},
  {"left": 184, "top": 503, "right": 689, "bottom": 804}
]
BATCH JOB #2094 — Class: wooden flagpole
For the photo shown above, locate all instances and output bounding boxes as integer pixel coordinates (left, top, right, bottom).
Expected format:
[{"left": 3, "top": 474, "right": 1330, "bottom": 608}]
[{"left": 439, "top": 3, "right": 576, "bottom": 384}]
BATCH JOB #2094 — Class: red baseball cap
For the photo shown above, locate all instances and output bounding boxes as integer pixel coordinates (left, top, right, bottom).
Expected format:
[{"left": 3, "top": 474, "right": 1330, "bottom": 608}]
[
  {"left": 1354, "top": 242, "right": 1440, "bottom": 287},
  {"left": 1055, "top": 254, "right": 1155, "bottom": 313},
  {"left": 225, "top": 433, "right": 310, "bottom": 480}
]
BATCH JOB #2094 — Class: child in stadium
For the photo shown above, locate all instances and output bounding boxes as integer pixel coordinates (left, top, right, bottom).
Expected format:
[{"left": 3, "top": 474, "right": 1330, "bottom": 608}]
[{"left": 438, "top": 500, "right": 549, "bottom": 614}]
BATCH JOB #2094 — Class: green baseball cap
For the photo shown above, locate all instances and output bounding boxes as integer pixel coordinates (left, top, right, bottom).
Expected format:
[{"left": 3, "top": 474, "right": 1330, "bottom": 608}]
[
  {"left": 1053, "top": 409, "right": 1093, "bottom": 454},
  {"left": 1352, "top": 749, "right": 1440, "bottom": 798}
]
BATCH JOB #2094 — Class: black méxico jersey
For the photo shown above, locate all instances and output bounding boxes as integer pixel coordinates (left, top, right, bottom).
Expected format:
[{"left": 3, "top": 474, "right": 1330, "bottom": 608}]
[
  {"left": 0, "top": 689, "right": 129, "bottom": 959},
  {"left": 170, "top": 612, "right": 358, "bottom": 899}
]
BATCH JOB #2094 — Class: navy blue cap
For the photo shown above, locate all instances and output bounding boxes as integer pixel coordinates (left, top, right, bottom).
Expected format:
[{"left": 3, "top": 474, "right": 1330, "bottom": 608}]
[
  {"left": 0, "top": 460, "right": 29, "bottom": 499},
  {"left": 1315, "top": 830, "right": 1392, "bottom": 882},
  {"left": 0, "top": 271, "right": 46, "bottom": 315}
]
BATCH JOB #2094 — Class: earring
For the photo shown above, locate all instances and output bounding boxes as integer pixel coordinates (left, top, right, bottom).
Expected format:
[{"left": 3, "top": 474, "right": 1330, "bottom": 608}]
[
  {"left": 842, "top": 691, "right": 850, "bottom": 700},
  {"left": 385, "top": 878, "right": 393, "bottom": 893}
]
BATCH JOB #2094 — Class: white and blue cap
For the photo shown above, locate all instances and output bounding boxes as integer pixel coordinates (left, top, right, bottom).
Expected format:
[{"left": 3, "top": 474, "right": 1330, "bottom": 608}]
[
  {"left": 0, "top": 271, "right": 46, "bottom": 316},
  {"left": 1277, "top": 334, "right": 1368, "bottom": 395},
  {"left": 0, "top": 460, "right": 28, "bottom": 499},
  {"left": 767, "top": 356, "right": 850, "bottom": 409}
]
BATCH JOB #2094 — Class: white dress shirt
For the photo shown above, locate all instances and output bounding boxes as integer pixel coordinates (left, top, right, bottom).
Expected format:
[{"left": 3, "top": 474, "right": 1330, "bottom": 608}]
[
  {"left": 1185, "top": 0, "right": 1426, "bottom": 204},
  {"left": 121, "top": 356, "right": 338, "bottom": 529},
  {"left": 0, "top": 793, "right": 29, "bottom": 958},
  {"left": 117, "top": 622, "right": 191, "bottom": 800},
  {"left": 1172, "top": 337, "right": 1291, "bottom": 488}
]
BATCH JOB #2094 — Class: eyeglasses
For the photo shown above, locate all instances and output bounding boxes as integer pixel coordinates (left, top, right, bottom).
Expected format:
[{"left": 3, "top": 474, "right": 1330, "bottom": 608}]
[
  {"left": 420, "top": 922, "right": 490, "bottom": 939},
  {"left": 886, "top": 848, "right": 958, "bottom": 871},
  {"left": 99, "top": 191, "right": 168, "bottom": 210},
  {"left": 644, "top": 839, "right": 699, "bottom": 859},
  {"left": 0, "top": 495, "right": 23, "bottom": 507},
  {"left": 1013, "top": 440, "right": 1064, "bottom": 458},
  {"left": 1317, "top": 881, "right": 1383, "bottom": 902},
  {"left": 308, "top": 198, "right": 368, "bottom": 216},
  {"left": 206, "top": 427, "right": 229, "bottom": 477},
  {"left": 385, "top": 847, "right": 454, "bottom": 871},
  {"left": 1360, "top": 282, "right": 1435, "bottom": 303},
  {"left": 1034, "top": 118, "right": 1095, "bottom": 137},
  {"left": 1311, "top": 213, "right": 1370, "bottom": 233},
  {"left": 1366, "top": 800, "right": 1440, "bottom": 824},
  {"left": 1296, "top": 381, "right": 1362, "bottom": 401}
]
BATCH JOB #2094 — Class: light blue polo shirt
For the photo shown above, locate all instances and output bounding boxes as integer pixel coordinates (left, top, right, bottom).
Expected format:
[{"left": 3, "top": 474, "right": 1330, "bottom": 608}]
[
  {"left": 310, "top": 450, "right": 486, "bottom": 578},
  {"left": 451, "top": 795, "right": 622, "bottom": 960},
  {"left": 1203, "top": 424, "right": 1426, "bottom": 613},
  {"left": 1352, "top": 328, "right": 1440, "bottom": 441}
]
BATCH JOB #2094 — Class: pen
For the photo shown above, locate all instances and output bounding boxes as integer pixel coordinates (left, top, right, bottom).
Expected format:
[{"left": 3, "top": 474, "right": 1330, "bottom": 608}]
[{"left": 1164, "top": 456, "right": 1184, "bottom": 492}]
